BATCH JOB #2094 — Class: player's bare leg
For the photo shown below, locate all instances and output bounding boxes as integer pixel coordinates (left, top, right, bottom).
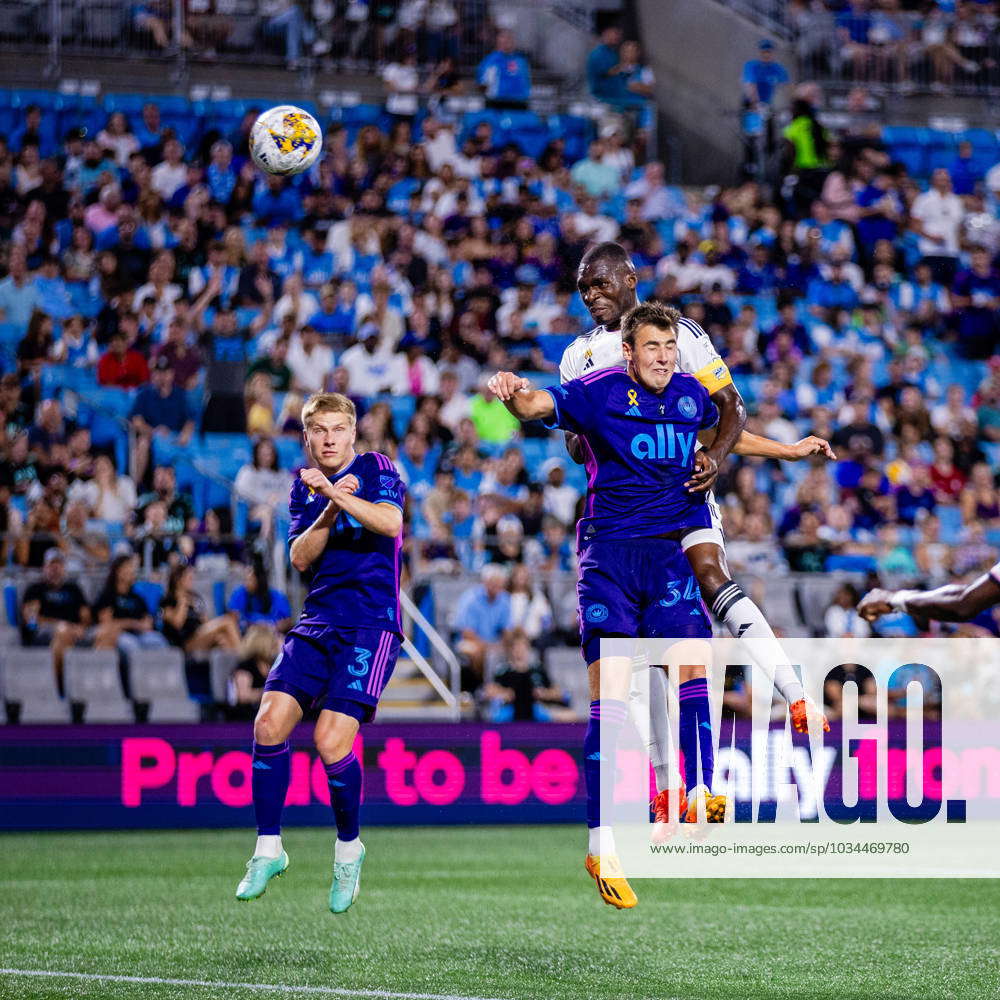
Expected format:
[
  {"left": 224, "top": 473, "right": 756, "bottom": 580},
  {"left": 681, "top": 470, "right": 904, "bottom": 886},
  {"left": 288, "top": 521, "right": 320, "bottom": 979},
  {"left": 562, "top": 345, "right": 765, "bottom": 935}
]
[
  {"left": 584, "top": 654, "right": 637, "bottom": 909},
  {"left": 314, "top": 709, "right": 366, "bottom": 913},
  {"left": 683, "top": 540, "right": 829, "bottom": 734},
  {"left": 236, "top": 690, "right": 301, "bottom": 900}
]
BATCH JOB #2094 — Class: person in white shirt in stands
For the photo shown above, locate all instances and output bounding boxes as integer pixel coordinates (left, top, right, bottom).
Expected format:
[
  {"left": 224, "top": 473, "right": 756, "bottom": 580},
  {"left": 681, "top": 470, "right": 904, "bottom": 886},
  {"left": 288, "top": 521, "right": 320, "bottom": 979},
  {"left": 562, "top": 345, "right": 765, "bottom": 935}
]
[
  {"left": 286, "top": 324, "right": 333, "bottom": 395},
  {"left": 437, "top": 369, "right": 471, "bottom": 433},
  {"left": 540, "top": 457, "right": 580, "bottom": 527},
  {"left": 390, "top": 341, "right": 440, "bottom": 396},
  {"left": 273, "top": 273, "right": 319, "bottom": 329},
  {"left": 151, "top": 138, "right": 187, "bottom": 201},
  {"left": 624, "top": 161, "right": 684, "bottom": 222},
  {"left": 234, "top": 438, "right": 294, "bottom": 541},
  {"left": 383, "top": 49, "right": 421, "bottom": 120},
  {"left": 569, "top": 194, "right": 619, "bottom": 244},
  {"left": 339, "top": 322, "right": 396, "bottom": 395},
  {"left": 910, "top": 168, "right": 965, "bottom": 287}
]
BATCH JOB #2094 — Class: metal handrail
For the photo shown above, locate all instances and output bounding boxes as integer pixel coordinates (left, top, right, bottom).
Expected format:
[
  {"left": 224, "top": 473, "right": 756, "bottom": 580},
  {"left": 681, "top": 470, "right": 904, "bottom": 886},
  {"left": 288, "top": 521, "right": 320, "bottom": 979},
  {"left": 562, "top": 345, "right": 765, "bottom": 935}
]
[{"left": 399, "top": 588, "right": 461, "bottom": 712}]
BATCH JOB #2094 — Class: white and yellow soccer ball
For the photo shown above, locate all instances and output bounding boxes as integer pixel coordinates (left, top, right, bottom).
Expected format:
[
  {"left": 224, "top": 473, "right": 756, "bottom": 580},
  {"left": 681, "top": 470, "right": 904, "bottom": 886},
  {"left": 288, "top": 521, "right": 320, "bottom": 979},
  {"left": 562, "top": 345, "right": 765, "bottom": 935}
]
[{"left": 250, "top": 105, "right": 323, "bottom": 175}]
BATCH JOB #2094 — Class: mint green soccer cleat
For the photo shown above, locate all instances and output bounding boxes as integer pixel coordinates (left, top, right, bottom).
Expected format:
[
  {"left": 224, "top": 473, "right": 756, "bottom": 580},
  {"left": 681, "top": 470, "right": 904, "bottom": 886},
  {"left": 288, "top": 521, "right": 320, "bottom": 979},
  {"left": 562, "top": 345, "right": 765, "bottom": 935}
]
[
  {"left": 235, "top": 851, "right": 289, "bottom": 901},
  {"left": 329, "top": 844, "right": 365, "bottom": 914}
]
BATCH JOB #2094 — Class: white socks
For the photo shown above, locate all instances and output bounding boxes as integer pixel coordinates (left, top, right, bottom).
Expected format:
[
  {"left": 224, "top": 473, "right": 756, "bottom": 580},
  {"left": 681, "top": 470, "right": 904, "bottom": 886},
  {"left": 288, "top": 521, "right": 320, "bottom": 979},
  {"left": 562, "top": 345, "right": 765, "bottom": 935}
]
[
  {"left": 254, "top": 834, "right": 283, "bottom": 859},
  {"left": 711, "top": 581, "right": 805, "bottom": 705},
  {"left": 335, "top": 837, "right": 363, "bottom": 863},
  {"left": 588, "top": 826, "right": 617, "bottom": 857}
]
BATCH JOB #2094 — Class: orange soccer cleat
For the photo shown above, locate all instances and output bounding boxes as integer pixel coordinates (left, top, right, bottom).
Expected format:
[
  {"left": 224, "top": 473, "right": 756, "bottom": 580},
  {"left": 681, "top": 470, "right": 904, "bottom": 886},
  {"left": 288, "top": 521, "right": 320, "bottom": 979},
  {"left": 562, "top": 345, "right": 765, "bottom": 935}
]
[
  {"left": 650, "top": 785, "right": 687, "bottom": 843},
  {"left": 683, "top": 784, "right": 728, "bottom": 825},
  {"left": 585, "top": 853, "right": 638, "bottom": 909},
  {"left": 790, "top": 696, "right": 830, "bottom": 735}
]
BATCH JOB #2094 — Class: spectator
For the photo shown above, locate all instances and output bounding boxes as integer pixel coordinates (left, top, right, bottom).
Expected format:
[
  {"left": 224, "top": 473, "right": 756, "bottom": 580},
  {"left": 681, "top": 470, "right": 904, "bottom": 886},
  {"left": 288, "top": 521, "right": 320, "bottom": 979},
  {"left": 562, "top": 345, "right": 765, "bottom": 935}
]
[
  {"left": 0, "top": 247, "right": 41, "bottom": 329},
  {"left": 570, "top": 140, "right": 621, "bottom": 199},
  {"left": 246, "top": 334, "right": 292, "bottom": 392},
  {"left": 20, "top": 548, "right": 90, "bottom": 689},
  {"left": 228, "top": 623, "right": 281, "bottom": 717},
  {"left": 910, "top": 168, "right": 964, "bottom": 288},
  {"left": 339, "top": 323, "right": 396, "bottom": 396},
  {"left": 71, "top": 453, "right": 137, "bottom": 524},
  {"left": 586, "top": 24, "right": 624, "bottom": 103},
  {"left": 160, "top": 562, "right": 241, "bottom": 655},
  {"left": 453, "top": 563, "right": 512, "bottom": 688},
  {"left": 198, "top": 305, "right": 254, "bottom": 433},
  {"left": 96, "top": 112, "right": 139, "bottom": 168},
  {"left": 261, "top": 0, "right": 313, "bottom": 70},
  {"left": 484, "top": 629, "right": 570, "bottom": 721},
  {"left": 97, "top": 330, "right": 150, "bottom": 388},
  {"left": 507, "top": 564, "right": 552, "bottom": 642},
  {"left": 287, "top": 324, "right": 334, "bottom": 395},
  {"left": 136, "top": 465, "right": 197, "bottom": 535},
  {"left": 476, "top": 30, "right": 532, "bottom": 110},
  {"left": 92, "top": 553, "right": 169, "bottom": 657},
  {"left": 951, "top": 247, "right": 1000, "bottom": 360},
  {"left": 130, "top": 357, "right": 195, "bottom": 484},
  {"left": 227, "top": 555, "right": 293, "bottom": 632},
  {"left": 234, "top": 438, "right": 294, "bottom": 539},
  {"left": 151, "top": 138, "right": 187, "bottom": 201}
]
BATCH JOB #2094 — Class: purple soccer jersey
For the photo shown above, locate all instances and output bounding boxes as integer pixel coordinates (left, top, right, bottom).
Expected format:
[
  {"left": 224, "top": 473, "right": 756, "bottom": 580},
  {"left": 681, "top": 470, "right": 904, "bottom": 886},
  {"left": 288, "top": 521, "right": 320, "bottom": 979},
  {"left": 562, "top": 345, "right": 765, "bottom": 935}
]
[
  {"left": 288, "top": 451, "right": 406, "bottom": 634},
  {"left": 543, "top": 367, "right": 720, "bottom": 545}
]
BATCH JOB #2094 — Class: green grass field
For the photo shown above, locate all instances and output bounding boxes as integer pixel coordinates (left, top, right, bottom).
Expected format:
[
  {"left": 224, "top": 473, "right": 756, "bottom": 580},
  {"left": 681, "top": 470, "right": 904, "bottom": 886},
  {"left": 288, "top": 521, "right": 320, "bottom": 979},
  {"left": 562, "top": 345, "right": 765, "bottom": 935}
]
[{"left": 1, "top": 826, "right": 999, "bottom": 1000}]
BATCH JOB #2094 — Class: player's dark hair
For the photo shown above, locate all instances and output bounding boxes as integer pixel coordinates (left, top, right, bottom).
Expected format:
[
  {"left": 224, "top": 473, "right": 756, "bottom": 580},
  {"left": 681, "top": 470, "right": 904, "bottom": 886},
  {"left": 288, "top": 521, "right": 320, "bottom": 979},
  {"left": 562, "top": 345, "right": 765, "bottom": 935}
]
[
  {"left": 621, "top": 302, "right": 681, "bottom": 347},
  {"left": 579, "top": 241, "right": 634, "bottom": 274}
]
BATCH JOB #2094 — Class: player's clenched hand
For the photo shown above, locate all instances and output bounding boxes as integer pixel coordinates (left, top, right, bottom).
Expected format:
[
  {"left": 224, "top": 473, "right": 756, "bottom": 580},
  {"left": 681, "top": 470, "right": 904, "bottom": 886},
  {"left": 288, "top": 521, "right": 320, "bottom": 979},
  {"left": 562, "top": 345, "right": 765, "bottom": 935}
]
[
  {"left": 487, "top": 371, "right": 530, "bottom": 401},
  {"left": 332, "top": 474, "right": 360, "bottom": 496},
  {"left": 685, "top": 451, "right": 718, "bottom": 493},
  {"left": 789, "top": 436, "right": 836, "bottom": 461},
  {"left": 857, "top": 588, "right": 894, "bottom": 622},
  {"left": 300, "top": 467, "right": 339, "bottom": 500}
]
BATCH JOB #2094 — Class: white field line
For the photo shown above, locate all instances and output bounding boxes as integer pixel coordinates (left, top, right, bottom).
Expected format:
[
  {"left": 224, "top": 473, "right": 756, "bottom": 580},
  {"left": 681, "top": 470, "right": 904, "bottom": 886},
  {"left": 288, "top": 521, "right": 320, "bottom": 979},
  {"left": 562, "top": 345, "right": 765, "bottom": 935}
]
[{"left": 0, "top": 968, "right": 512, "bottom": 1000}]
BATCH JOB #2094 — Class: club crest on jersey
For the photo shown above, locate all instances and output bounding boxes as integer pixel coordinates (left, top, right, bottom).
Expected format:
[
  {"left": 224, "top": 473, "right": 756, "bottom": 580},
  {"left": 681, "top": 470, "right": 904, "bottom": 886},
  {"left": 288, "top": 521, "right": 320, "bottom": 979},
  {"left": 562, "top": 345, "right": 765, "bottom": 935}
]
[
  {"left": 585, "top": 603, "right": 609, "bottom": 623},
  {"left": 677, "top": 395, "right": 697, "bottom": 419},
  {"left": 630, "top": 425, "right": 696, "bottom": 462},
  {"left": 625, "top": 388, "right": 641, "bottom": 416}
]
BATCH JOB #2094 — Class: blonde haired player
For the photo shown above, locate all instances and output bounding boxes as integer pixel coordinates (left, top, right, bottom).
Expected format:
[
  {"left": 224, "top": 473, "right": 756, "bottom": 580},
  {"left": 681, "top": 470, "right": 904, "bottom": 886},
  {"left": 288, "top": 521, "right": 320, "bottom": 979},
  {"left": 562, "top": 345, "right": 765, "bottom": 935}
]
[{"left": 235, "top": 393, "right": 405, "bottom": 913}]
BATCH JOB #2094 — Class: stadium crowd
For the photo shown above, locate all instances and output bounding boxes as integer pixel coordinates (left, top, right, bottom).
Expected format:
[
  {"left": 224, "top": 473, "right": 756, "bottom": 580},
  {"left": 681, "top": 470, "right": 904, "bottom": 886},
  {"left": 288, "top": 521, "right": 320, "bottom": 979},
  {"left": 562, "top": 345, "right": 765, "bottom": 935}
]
[{"left": 0, "top": 28, "right": 999, "bottom": 718}]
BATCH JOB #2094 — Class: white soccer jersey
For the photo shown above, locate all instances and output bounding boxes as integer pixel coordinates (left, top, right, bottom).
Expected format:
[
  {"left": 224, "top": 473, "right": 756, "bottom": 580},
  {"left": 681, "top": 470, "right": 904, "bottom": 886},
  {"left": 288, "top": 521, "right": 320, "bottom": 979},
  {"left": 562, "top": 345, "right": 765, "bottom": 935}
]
[{"left": 559, "top": 316, "right": 733, "bottom": 394}]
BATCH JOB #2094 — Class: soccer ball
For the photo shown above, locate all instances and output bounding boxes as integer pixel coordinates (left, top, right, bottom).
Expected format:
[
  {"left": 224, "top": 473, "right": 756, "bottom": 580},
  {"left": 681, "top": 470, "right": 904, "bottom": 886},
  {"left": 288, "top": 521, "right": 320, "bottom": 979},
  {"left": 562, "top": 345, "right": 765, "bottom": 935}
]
[{"left": 250, "top": 105, "right": 323, "bottom": 176}]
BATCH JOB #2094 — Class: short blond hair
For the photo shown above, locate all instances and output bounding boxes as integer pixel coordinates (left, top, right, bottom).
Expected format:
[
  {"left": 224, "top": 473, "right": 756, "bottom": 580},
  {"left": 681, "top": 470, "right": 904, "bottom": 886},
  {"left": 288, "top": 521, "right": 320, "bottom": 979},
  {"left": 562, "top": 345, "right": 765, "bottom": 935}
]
[{"left": 301, "top": 392, "right": 356, "bottom": 428}]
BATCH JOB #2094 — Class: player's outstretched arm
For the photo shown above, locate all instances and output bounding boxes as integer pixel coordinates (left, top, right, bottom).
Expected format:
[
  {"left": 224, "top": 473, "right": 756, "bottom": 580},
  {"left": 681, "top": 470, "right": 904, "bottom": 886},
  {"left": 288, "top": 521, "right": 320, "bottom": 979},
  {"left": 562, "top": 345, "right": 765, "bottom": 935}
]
[
  {"left": 487, "top": 371, "right": 555, "bottom": 422},
  {"left": 704, "top": 429, "right": 837, "bottom": 461},
  {"left": 858, "top": 573, "right": 1000, "bottom": 624}
]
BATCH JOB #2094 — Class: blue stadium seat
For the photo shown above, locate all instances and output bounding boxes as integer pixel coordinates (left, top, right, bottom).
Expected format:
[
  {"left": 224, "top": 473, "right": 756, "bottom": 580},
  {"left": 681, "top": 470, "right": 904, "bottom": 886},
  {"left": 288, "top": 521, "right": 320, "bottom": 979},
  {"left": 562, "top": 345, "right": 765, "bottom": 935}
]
[
  {"left": 275, "top": 437, "right": 304, "bottom": 470},
  {"left": 825, "top": 554, "right": 878, "bottom": 573},
  {"left": 937, "top": 505, "right": 964, "bottom": 545},
  {"left": 4, "top": 584, "right": 18, "bottom": 628},
  {"left": 133, "top": 580, "right": 164, "bottom": 616}
]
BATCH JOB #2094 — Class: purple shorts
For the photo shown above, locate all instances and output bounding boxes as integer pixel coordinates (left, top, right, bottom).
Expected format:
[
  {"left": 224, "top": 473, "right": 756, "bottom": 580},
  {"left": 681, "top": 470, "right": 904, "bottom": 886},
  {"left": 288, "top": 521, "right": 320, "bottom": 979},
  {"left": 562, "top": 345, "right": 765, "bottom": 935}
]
[
  {"left": 577, "top": 537, "right": 711, "bottom": 664},
  {"left": 264, "top": 623, "right": 401, "bottom": 723}
]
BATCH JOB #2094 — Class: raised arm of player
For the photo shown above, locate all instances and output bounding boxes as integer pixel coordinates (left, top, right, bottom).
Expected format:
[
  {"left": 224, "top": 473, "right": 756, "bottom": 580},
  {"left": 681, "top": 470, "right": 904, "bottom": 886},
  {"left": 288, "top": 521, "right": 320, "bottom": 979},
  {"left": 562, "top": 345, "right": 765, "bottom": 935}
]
[
  {"left": 487, "top": 371, "right": 556, "bottom": 422},
  {"left": 697, "top": 427, "right": 837, "bottom": 461},
  {"left": 858, "top": 571, "right": 1000, "bottom": 625}
]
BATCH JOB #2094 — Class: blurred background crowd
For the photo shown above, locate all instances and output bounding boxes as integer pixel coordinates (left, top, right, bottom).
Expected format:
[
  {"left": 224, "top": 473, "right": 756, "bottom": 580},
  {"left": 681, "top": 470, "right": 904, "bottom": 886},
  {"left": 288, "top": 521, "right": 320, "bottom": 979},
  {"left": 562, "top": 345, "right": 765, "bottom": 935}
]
[{"left": 0, "top": 0, "right": 998, "bottom": 725}]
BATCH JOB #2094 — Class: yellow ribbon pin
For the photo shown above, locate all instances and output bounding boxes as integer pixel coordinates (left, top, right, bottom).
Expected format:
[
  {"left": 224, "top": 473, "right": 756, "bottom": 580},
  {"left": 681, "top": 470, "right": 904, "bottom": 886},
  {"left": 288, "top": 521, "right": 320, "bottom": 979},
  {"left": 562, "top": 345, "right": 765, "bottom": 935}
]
[{"left": 627, "top": 389, "right": 638, "bottom": 407}]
